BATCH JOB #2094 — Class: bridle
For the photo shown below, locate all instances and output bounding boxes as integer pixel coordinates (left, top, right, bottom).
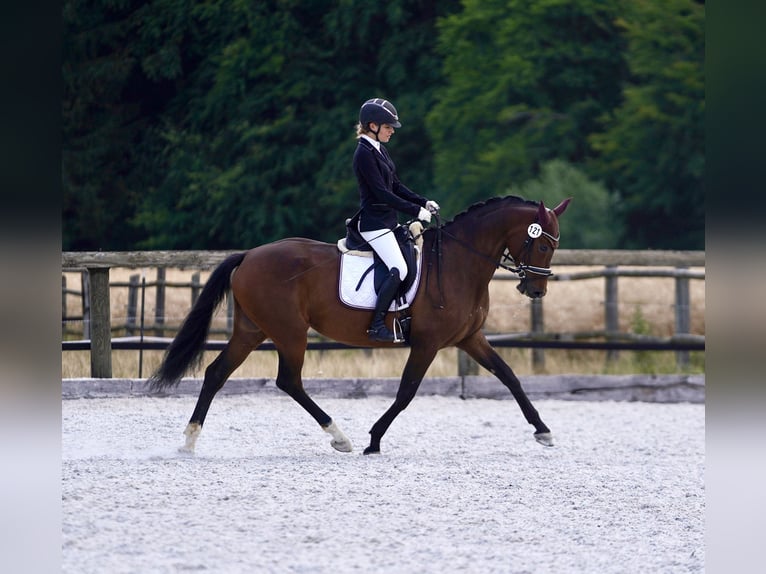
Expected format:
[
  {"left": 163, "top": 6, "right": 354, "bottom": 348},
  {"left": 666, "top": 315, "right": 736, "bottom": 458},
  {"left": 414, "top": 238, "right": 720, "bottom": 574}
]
[
  {"left": 504, "top": 222, "right": 560, "bottom": 279},
  {"left": 424, "top": 213, "right": 560, "bottom": 307}
]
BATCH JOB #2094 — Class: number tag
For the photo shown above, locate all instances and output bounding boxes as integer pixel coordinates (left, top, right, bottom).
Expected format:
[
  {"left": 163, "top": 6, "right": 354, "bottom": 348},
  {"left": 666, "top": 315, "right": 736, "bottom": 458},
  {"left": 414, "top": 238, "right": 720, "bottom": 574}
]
[{"left": 527, "top": 223, "right": 542, "bottom": 238}]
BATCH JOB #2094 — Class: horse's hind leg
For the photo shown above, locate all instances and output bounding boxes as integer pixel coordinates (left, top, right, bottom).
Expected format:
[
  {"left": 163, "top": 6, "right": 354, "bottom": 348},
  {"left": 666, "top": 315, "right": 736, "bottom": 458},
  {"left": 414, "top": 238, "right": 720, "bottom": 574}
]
[
  {"left": 180, "top": 328, "right": 265, "bottom": 454},
  {"left": 458, "top": 332, "right": 553, "bottom": 446},
  {"left": 273, "top": 336, "right": 352, "bottom": 453}
]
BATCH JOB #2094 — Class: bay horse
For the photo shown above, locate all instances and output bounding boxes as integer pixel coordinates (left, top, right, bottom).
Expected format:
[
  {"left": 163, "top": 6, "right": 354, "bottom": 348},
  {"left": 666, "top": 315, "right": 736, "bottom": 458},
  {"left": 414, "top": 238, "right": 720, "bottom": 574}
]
[{"left": 149, "top": 195, "right": 571, "bottom": 455}]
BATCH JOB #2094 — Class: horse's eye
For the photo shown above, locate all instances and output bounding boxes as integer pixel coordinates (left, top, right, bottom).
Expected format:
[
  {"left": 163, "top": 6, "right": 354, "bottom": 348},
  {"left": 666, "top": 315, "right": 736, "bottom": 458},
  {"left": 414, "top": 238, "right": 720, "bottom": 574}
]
[{"left": 539, "top": 244, "right": 549, "bottom": 253}]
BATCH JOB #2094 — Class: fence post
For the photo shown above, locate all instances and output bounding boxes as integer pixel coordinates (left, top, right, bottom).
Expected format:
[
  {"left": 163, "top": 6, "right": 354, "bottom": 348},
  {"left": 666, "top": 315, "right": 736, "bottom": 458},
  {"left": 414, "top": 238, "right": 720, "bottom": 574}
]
[
  {"left": 88, "top": 267, "right": 112, "bottom": 378},
  {"left": 81, "top": 270, "right": 91, "bottom": 340},
  {"left": 227, "top": 291, "right": 234, "bottom": 335},
  {"left": 604, "top": 266, "right": 619, "bottom": 364},
  {"left": 458, "top": 349, "right": 479, "bottom": 376},
  {"left": 126, "top": 274, "right": 139, "bottom": 336},
  {"left": 191, "top": 272, "right": 201, "bottom": 306},
  {"left": 531, "top": 298, "right": 545, "bottom": 371},
  {"left": 675, "top": 266, "right": 690, "bottom": 369},
  {"left": 139, "top": 276, "right": 147, "bottom": 378},
  {"left": 61, "top": 275, "right": 67, "bottom": 328},
  {"left": 154, "top": 267, "right": 166, "bottom": 337}
]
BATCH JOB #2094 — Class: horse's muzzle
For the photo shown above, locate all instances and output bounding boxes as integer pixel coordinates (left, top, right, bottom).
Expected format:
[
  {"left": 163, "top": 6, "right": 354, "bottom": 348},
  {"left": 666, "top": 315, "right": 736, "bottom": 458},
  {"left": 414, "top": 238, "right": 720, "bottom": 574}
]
[{"left": 517, "top": 280, "right": 546, "bottom": 299}]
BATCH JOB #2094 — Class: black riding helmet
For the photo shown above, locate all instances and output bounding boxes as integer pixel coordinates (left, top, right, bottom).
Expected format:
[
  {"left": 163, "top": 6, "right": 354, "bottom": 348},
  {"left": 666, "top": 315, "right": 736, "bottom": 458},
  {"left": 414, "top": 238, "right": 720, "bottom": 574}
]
[{"left": 359, "top": 98, "right": 402, "bottom": 129}]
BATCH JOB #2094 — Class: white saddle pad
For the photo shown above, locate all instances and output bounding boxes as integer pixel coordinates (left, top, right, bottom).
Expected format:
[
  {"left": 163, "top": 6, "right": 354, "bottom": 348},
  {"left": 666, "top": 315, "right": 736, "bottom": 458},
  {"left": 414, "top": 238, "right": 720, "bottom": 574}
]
[{"left": 338, "top": 249, "right": 422, "bottom": 311}]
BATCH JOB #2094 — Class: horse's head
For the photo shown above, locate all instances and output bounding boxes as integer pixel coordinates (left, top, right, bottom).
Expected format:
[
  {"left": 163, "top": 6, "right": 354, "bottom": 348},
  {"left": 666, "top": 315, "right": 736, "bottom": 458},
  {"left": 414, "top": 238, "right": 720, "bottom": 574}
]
[{"left": 512, "top": 198, "right": 571, "bottom": 299}]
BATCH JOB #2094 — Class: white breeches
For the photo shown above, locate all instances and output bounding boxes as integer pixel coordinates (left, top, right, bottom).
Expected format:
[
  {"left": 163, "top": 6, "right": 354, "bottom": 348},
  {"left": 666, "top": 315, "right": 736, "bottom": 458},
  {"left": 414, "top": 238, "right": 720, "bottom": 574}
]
[{"left": 359, "top": 228, "right": 408, "bottom": 281}]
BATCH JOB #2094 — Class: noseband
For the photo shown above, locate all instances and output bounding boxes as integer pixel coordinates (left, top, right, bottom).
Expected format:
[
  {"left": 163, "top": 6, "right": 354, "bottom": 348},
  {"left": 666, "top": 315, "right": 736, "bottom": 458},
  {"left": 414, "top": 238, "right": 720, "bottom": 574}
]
[{"left": 504, "top": 222, "right": 560, "bottom": 279}]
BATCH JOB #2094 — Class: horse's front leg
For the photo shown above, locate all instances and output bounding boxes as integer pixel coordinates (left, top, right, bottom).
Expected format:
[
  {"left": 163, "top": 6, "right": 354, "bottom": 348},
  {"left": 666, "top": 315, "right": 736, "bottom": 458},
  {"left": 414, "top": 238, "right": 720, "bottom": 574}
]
[
  {"left": 364, "top": 345, "right": 438, "bottom": 455},
  {"left": 458, "top": 332, "right": 554, "bottom": 446}
]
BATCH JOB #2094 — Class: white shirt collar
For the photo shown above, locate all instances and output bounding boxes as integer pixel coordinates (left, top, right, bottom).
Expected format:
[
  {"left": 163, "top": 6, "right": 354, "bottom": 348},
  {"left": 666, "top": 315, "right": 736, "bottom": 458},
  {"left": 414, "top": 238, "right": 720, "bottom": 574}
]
[{"left": 360, "top": 134, "right": 381, "bottom": 152}]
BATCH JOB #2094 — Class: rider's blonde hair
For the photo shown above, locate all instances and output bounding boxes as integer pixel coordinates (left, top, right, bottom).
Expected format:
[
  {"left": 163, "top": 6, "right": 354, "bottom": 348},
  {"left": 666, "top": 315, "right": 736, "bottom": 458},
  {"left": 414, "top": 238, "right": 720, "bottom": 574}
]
[{"left": 355, "top": 122, "right": 372, "bottom": 138}]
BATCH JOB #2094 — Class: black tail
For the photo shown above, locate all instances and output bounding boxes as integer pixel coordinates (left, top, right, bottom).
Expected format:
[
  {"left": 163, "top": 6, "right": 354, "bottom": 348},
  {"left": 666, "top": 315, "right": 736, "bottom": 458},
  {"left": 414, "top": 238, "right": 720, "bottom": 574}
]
[{"left": 148, "top": 252, "right": 247, "bottom": 391}]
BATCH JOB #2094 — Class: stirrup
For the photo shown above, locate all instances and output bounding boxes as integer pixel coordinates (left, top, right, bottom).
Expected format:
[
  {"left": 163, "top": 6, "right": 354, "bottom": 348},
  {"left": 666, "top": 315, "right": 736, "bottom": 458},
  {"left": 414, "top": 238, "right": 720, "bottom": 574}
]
[{"left": 392, "top": 316, "right": 405, "bottom": 343}]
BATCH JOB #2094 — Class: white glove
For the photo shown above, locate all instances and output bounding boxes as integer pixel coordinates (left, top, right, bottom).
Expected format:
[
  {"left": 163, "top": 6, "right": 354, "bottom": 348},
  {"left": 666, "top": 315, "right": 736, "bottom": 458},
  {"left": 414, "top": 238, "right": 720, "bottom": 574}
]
[
  {"left": 425, "top": 200, "right": 440, "bottom": 213},
  {"left": 417, "top": 207, "right": 432, "bottom": 223}
]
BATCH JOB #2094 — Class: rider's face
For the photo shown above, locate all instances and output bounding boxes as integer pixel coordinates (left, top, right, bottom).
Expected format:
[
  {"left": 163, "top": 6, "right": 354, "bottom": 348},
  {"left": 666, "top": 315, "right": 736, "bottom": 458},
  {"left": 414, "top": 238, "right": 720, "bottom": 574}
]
[{"left": 374, "top": 123, "right": 395, "bottom": 143}]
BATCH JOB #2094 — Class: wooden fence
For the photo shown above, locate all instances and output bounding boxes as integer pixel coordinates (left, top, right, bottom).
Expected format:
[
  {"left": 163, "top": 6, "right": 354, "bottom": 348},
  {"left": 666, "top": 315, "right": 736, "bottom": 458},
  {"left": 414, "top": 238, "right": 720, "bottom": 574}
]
[{"left": 62, "top": 250, "right": 705, "bottom": 378}]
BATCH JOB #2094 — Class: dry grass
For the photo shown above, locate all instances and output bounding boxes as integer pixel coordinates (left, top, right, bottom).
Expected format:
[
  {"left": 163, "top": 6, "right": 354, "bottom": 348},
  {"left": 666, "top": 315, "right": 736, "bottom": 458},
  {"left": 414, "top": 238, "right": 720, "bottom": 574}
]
[{"left": 62, "top": 265, "right": 705, "bottom": 379}]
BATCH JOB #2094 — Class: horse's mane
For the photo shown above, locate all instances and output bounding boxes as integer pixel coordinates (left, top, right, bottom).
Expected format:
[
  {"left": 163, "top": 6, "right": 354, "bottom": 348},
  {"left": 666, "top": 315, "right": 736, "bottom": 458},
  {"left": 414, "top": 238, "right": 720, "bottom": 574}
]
[{"left": 440, "top": 195, "right": 539, "bottom": 229}]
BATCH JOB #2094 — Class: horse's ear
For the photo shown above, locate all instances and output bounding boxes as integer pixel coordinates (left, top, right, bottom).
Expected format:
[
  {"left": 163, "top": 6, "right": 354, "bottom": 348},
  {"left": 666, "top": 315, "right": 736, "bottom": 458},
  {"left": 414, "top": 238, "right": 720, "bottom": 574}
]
[
  {"left": 552, "top": 197, "right": 572, "bottom": 216},
  {"left": 537, "top": 201, "right": 550, "bottom": 226}
]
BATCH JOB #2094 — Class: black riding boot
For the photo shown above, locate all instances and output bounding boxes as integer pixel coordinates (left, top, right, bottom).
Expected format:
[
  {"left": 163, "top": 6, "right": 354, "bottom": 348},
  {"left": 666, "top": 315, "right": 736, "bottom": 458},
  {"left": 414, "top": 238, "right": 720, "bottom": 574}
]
[{"left": 368, "top": 268, "right": 403, "bottom": 343}]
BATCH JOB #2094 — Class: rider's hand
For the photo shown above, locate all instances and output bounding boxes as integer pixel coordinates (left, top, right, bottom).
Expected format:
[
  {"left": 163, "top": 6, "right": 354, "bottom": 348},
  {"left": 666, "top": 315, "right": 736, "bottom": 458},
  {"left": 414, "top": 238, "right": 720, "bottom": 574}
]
[
  {"left": 417, "top": 207, "right": 432, "bottom": 223},
  {"left": 425, "top": 200, "right": 440, "bottom": 214}
]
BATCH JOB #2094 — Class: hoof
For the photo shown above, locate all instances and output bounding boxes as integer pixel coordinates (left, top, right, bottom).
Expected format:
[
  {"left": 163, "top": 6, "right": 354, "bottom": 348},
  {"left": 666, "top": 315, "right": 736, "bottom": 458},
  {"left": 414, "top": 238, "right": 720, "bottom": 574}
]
[
  {"left": 323, "top": 421, "right": 353, "bottom": 453},
  {"left": 363, "top": 446, "right": 380, "bottom": 455},
  {"left": 534, "top": 431, "right": 554, "bottom": 447},
  {"left": 180, "top": 422, "right": 201, "bottom": 454},
  {"left": 330, "top": 438, "right": 353, "bottom": 453}
]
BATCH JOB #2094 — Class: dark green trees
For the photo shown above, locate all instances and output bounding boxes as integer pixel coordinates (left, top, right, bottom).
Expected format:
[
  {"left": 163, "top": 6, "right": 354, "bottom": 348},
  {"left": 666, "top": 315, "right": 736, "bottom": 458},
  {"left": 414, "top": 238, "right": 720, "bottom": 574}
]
[
  {"left": 428, "top": 0, "right": 628, "bottom": 219},
  {"left": 590, "top": 0, "right": 705, "bottom": 249},
  {"left": 63, "top": 0, "right": 457, "bottom": 249},
  {"left": 429, "top": 0, "right": 703, "bottom": 248},
  {"left": 63, "top": 0, "right": 704, "bottom": 251}
]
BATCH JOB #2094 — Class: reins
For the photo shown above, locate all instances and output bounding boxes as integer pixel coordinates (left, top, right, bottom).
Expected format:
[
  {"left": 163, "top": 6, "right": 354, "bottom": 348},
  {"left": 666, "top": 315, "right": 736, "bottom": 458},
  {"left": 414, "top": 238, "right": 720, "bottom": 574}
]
[
  {"left": 432, "top": 223, "right": 558, "bottom": 275},
  {"left": 425, "top": 213, "right": 446, "bottom": 309},
  {"left": 434, "top": 227, "right": 518, "bottom": 272}
]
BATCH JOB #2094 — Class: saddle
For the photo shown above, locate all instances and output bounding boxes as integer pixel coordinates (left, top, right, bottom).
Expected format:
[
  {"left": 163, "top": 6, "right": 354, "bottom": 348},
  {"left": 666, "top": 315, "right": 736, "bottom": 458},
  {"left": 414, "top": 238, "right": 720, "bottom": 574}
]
[{"left": 339, "top": 212, "right": 422, "bottom": 305}]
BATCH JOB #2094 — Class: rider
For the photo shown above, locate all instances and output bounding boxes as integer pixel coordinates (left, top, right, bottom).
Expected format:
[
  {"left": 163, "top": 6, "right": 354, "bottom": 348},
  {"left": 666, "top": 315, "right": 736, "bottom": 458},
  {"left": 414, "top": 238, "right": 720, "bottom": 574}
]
[{"left": 353, "top": 98, "right": 440, "bottom": 342}]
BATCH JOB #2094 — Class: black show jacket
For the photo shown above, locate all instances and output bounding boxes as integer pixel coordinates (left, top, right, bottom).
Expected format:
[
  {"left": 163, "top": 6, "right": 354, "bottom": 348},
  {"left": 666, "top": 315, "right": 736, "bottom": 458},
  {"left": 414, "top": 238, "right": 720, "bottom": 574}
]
[{"left": 353, "top": 137, "right": 427, "bottom": 232}]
